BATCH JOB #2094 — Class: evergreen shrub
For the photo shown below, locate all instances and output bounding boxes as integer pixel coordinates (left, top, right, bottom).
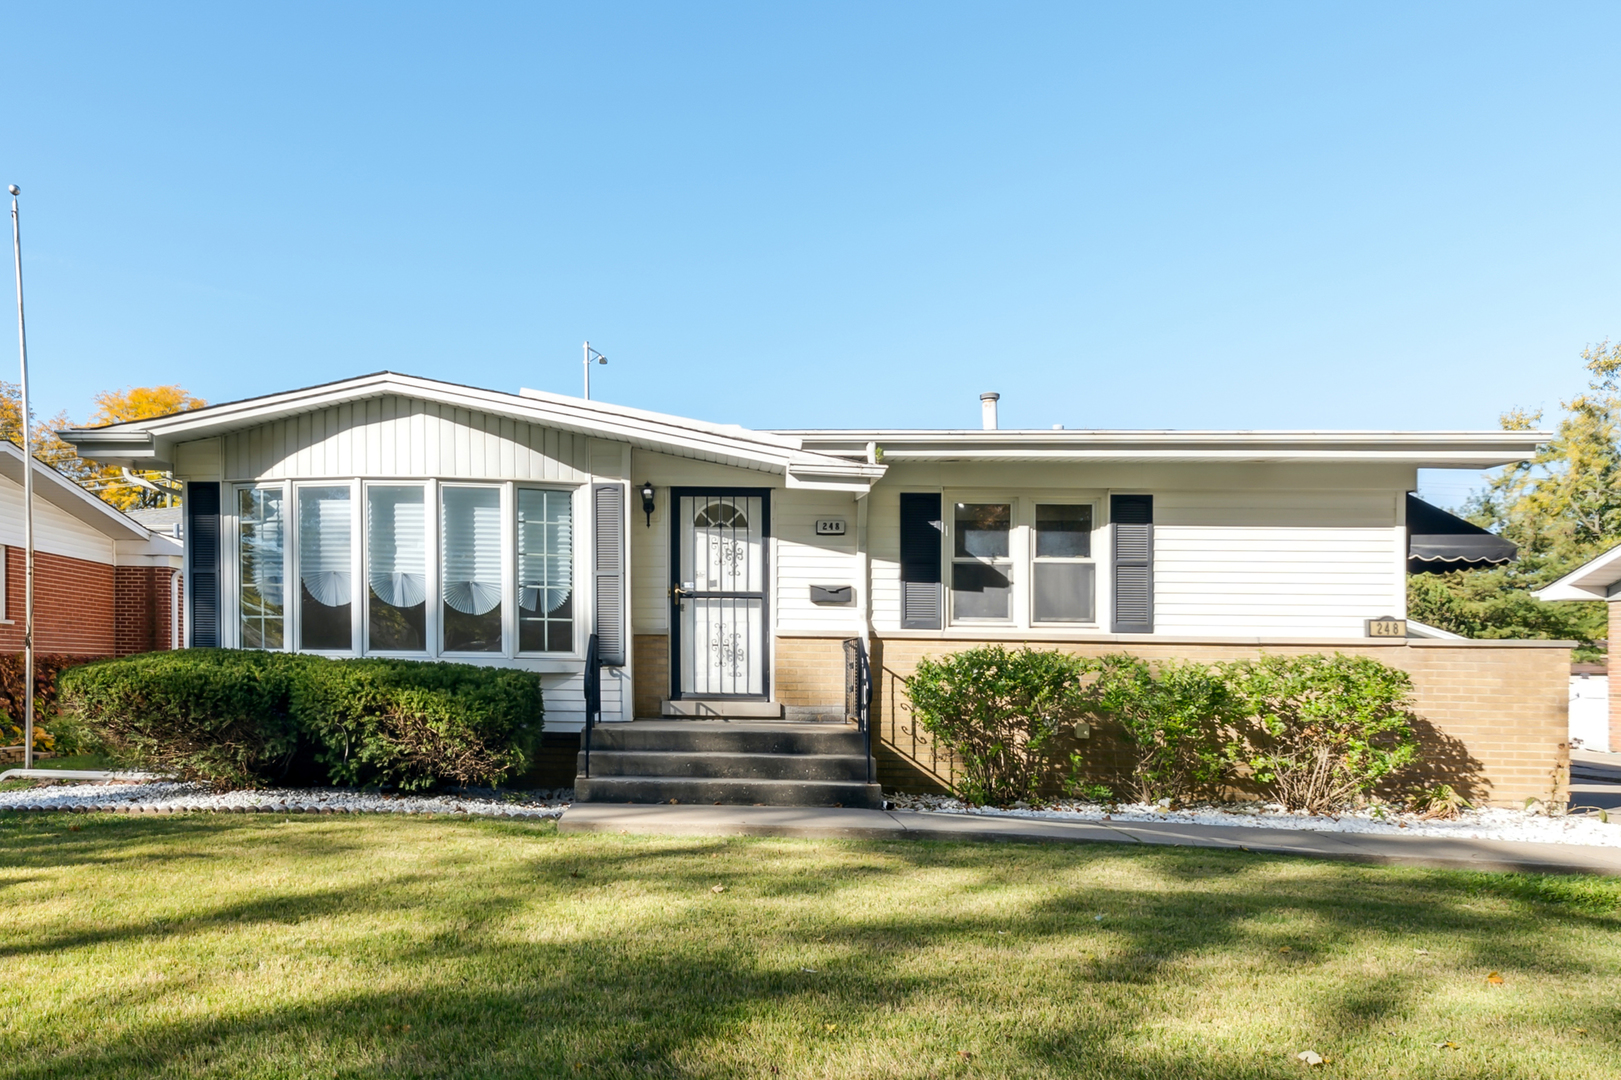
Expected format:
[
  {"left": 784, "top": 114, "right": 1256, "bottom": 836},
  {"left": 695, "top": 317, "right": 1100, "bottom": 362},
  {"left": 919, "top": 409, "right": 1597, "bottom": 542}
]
[{"left": 58, "top": 650, "right": 543, "bottom": 790}]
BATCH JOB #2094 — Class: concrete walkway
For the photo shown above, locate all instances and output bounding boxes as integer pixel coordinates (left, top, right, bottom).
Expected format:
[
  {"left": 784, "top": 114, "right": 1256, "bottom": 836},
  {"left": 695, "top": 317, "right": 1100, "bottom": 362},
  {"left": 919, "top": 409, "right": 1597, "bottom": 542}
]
[{"left": 558, "top": 804, "right": 1621, "bottom": 876}]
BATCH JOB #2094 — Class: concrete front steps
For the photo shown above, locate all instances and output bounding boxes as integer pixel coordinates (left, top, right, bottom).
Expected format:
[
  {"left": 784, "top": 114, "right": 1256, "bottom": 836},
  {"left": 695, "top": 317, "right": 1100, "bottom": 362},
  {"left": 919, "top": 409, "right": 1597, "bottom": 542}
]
[{"left": 575, "top": 720, "right": 882, "bottom": 809}]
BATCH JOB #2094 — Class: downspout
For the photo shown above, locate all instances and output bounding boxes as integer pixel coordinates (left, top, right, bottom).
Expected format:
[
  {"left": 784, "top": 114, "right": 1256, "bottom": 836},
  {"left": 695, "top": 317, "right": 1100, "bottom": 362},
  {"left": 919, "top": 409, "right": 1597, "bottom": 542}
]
[{"left": 169, "top": 567, "right": 180, "bottom": 650}]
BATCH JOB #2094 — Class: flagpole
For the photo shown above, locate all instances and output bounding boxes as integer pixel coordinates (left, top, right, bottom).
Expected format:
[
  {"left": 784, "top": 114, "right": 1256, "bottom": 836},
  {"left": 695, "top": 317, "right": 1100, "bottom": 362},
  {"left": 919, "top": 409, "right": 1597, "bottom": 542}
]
[{"left": 9, "top": 184, "right": 34, "bottom": 770}]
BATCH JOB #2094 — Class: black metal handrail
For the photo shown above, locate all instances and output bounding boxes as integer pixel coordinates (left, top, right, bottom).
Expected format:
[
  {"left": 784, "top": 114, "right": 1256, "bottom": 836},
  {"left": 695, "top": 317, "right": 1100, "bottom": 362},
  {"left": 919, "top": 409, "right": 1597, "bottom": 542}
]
[
  {"left": 843, "top": 637, "right": 874, "bottom": 785},
  {"left": 582, "top": 633, "right": 602, "bottom": 779}
]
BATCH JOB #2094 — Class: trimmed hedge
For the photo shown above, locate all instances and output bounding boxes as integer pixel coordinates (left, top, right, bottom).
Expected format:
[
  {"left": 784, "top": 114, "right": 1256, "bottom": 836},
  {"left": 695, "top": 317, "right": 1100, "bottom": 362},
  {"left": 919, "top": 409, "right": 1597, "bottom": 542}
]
[
  {"left": 907, "top": 646, "right": 1424, "bottom": 811},
  {"left": 58, "top": 650, "right": 543, "bottom": 790}
]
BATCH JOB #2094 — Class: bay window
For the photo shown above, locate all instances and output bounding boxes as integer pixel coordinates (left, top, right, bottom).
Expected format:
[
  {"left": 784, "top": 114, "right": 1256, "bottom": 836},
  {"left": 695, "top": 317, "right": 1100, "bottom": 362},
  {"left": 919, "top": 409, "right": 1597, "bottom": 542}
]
[
  {"left": 238, "top": 486, "right": 285, "bottom": 648},
  {"left": 367, "top": 485, "right": 427, "bottom": 651},
  {"left": 440, "top": 485, "right": 504, "bottom": 653},
  {"left": 518, "top": 488, "right": 574, "bottom": 653},
  {"left": 231, "top": 479, "right": 579, "bottom": 658},
  {"left": 298, "top": 485, "right": 353, "bottom": 650}
]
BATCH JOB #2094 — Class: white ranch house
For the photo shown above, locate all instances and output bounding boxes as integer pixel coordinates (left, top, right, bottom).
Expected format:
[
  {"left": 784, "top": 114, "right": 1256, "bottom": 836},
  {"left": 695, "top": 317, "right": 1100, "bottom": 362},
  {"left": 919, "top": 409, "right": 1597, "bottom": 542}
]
[{"left": 63, "top": 373, "right": 1570, "bottom": 808}]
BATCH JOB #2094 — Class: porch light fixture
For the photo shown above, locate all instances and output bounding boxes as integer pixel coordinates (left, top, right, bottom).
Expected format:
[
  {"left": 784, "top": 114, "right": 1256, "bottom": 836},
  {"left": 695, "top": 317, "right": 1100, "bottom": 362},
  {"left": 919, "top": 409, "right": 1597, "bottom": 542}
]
[{"left": 639, "top": 481, "right": 656, "bottom": 526}]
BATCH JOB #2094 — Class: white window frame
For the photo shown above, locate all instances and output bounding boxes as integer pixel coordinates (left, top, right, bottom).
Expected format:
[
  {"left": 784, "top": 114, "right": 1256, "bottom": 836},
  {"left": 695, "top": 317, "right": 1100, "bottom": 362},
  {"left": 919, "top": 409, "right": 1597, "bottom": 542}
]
[
  {"left": 291, "top": 479, "right": 363, "bottom": 655},
  {"left": 514, "top": 482, "right": 583, "bottom": 658},
  {"left": 1026, "top": 498, "right": 1101, "bottom": 626},
  {"left": 945, "top": 493, "right": 1019, "bottom": 626},
  {"left": 220, "top": 477, "right": 589, "bottom": 664}
]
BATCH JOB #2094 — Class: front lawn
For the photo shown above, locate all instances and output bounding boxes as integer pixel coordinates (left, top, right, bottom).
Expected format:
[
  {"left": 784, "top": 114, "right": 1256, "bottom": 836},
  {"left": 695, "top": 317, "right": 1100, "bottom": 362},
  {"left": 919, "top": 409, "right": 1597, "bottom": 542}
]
[{"left": 0, "top": 813, "right": 1616, "bottom": 1079}]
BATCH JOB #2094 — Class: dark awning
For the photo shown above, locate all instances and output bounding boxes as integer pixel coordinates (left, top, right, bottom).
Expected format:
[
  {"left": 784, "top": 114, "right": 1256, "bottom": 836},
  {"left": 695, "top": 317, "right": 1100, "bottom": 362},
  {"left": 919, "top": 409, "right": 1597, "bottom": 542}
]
[{"left": 1407, "top": 494, "right": 1517, "bottom": 574}]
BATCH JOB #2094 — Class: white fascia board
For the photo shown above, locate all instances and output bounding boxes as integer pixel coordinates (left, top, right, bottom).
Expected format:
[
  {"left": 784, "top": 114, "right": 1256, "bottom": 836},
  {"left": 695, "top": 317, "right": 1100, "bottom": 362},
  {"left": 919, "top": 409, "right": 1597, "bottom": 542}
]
[
  {"left": 0, "top": 441, "right": 152, "bottom": 541},
  {"left": 1534, "top": 543, "right": 1621, "bottom": 602},
  {"left": 782, "top": 430, "right": 1550, "bottom": 468},
  {"left": 59, "top": 372, "right": 871, "bottom": 480}
]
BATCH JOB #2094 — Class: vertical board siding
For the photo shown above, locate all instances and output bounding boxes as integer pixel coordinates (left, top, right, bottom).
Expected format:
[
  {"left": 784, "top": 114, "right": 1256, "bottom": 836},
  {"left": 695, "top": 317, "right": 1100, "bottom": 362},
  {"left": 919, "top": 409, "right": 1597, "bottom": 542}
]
[
  {"left": 774, "top": 492, "right": 863, "bottom": 632},
  {"left": 220, "top": 395, "right": 595, "bottom": 481}
]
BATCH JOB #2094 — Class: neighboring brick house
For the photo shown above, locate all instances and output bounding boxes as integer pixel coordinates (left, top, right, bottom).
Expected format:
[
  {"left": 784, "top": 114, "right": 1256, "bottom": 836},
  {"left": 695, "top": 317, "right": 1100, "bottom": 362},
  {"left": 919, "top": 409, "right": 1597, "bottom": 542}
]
[{"left": 1, "top": 440, "right": 183, "bottom": 660}]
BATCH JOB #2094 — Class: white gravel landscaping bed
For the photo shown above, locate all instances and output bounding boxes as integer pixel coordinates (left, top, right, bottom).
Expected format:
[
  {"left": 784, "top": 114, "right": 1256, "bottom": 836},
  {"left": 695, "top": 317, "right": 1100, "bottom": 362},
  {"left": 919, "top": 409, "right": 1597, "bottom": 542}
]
[
  {"left": 888, "top": 793, "right": 1621, "bottom": 848},
  {"left": 0, "top": 779, "right": 571, "bottom": 819}
]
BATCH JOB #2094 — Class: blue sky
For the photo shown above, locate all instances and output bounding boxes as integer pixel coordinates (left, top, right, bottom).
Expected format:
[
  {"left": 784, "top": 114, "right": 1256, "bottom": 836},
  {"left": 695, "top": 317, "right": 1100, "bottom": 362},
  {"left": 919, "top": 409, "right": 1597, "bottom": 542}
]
[{"left": 3, "top": 3, "right": 1618, "bottom": 503}]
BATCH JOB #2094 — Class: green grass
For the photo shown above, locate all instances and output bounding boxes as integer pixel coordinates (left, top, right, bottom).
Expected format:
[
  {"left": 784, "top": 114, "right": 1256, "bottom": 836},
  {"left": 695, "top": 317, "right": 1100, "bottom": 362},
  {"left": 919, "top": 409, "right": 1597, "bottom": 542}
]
[{"left": 0, "top": 814, "right": 1617, "bottom": 1079}]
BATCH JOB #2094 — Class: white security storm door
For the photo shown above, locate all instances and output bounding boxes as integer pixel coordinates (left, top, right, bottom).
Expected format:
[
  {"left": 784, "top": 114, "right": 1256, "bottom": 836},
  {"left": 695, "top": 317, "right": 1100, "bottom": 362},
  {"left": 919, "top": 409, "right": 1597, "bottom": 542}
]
[{"left": 671, "top": 490, "right": 769, "bottom": 699}]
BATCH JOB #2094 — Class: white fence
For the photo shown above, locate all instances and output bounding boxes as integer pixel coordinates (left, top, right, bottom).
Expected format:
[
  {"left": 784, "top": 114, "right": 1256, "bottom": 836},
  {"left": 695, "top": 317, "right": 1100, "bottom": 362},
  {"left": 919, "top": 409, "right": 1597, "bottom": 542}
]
[{"left": 1570, "top": 673, "right": 1610, "bottom": 753}]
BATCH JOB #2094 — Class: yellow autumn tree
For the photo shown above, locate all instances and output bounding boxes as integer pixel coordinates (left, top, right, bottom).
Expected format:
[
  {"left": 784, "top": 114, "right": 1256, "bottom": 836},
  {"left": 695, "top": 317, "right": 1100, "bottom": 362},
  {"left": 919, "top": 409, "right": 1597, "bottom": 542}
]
[
  {"left": 81, "top": 385, "right": 207, "bottom": 510},
  {"left": 0, "top": 381, "right": 89, "bottom": 483}
]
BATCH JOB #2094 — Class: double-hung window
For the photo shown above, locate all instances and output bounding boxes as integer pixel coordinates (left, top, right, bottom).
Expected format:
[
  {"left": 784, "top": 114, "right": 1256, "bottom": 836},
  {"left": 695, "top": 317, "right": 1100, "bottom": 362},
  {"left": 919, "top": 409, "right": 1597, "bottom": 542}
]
[
  {"left": 1032, "top": 503, "right": 1095, "bottom": 623},
  {"left": 950, "top": 502, "right": 1014, "bottom": 621}
]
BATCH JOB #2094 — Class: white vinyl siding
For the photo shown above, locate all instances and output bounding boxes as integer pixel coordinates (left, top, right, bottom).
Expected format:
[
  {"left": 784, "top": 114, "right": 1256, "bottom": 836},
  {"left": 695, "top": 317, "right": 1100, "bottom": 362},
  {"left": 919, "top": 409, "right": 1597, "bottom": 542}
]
[
  {"left": 0, "top": 475, "right": 119, "bottom": 565},
  {"left": 773, "top": 492, "right": 862, "bottom": 632},
  {"left": 1152, "top": 491, "right": 1401, "bottom": 636},
  {"left": 215, "top": 396, "right": 594, "bottom": 482}
]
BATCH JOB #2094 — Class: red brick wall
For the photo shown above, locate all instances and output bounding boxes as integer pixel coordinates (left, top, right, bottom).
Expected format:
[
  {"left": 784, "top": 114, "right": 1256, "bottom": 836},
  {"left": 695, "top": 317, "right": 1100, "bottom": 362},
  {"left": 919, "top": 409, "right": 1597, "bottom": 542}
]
[
  {"left": 114, "top": 565, "right": 180, "bottom": 657},
  {"left": 1, "top": 545, "right": 178, "bottom": 659}
]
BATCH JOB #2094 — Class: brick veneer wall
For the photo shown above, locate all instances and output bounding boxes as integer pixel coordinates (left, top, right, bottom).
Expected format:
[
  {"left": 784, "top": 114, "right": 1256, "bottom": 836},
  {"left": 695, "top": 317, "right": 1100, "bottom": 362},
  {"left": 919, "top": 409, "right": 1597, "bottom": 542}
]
[
  {"left": 1, "top": 546, "right": 116, "bottom": 655},
  {"left": 774, "top": 636, "right": 848, "bottom": 708},
  {"left": 1, "top": 546, "right": 178, "bottom": 659},
  {"left": 114, "top": 565, "right": 180, "bottom": 657},
  {"left": 870, "top": 637, "right": 1572, "bottom": 808},
  {"left": 633, "top": 634, "right": 670, "bottom": 719}
]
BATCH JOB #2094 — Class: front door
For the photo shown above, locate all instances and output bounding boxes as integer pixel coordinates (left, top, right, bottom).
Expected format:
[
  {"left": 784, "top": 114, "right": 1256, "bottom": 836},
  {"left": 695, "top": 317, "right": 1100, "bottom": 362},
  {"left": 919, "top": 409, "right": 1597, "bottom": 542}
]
[{"left": 670, "top": 489, "right": 770, "bottom": 699}]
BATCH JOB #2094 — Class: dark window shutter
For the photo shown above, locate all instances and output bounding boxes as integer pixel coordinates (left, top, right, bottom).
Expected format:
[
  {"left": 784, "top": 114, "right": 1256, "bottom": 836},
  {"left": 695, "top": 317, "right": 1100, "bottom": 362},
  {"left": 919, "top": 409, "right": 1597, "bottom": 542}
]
[
  {"left": 1110, "top": 494, "right": 1153, "bottom": 634},
  {"left": 593, "top": 483, "right": 626, "bottom": 665},
  {"left": 899, "top": 492, "right": 943, "bottom": 630},
  {"left": 187, "top": 482, "right": 221, "bottom": 648}
]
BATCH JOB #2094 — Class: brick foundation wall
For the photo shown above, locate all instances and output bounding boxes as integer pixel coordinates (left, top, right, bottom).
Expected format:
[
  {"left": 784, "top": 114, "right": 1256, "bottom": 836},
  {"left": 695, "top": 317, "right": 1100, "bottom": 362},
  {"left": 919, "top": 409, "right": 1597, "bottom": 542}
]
[
  {"left": 774, "top": 636, "right": 848, "bottom": 708},
  {"left": 633, "top": 634, "right": 669, "bottom": 719},
  {"left": 869, "top": 637, "right": 1572, "bottom": 808}
]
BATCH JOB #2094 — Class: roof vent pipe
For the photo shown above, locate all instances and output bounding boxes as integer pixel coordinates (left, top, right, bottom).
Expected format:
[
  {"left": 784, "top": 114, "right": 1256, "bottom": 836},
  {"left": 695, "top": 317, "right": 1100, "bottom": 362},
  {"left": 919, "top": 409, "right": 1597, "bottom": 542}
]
[{"left": 980, "top": 392, "right": 1000, "bottom": 431}]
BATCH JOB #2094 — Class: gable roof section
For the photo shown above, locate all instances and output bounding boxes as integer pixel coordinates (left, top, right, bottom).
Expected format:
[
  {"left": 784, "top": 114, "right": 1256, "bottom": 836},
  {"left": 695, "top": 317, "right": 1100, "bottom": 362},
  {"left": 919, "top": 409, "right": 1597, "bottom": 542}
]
[
  {"left": 1, "top": 439, "right": 154, "bottom": 542},
  {"left": 58, "top": 372, "right": 887, "bottom": 491},
  {"left": 1534, "top": 545, "right": 1621, "bottom": 602}
]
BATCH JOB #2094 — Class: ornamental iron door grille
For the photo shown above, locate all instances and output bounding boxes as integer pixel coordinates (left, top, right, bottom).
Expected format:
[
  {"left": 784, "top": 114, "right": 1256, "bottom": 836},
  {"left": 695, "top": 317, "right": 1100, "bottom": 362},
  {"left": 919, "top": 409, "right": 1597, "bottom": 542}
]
[{"left": 670, "top": 488, "right": 770, "bottom": 699}]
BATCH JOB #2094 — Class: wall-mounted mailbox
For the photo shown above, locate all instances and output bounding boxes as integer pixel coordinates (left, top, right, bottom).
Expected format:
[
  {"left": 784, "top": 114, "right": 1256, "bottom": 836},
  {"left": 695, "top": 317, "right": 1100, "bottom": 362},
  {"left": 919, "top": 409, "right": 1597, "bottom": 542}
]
[{"left": 810, "top": 584, "right": 853, "bottom": 605}]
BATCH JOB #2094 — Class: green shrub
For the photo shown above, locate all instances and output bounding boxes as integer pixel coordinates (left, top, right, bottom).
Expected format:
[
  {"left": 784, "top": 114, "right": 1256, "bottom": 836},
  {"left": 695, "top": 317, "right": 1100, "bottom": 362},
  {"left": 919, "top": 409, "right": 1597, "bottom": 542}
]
[
  {"left": 1224, "top": 653, "right": 1419, "bottom": 814},
  {"left": 294, "top": 658, "right": 543, "bottom": 791},
  {"left": 58, "top": 650, "right": 544, "bottom": 791},
  {"left": 1081, "top": 655, "right": 1234, "bottom": 804},
  {"left": 58, "top": 650, "right": 312, "bottom": 787},
  {"left": 906, "top": 646, "right": 1092, "bottom": 806}
]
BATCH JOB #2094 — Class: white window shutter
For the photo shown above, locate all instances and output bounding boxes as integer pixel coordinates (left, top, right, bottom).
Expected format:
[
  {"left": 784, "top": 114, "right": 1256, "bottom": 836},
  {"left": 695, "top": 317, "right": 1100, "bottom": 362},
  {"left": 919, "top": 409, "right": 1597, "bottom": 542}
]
[{"left": 593, "top": 484, "right": 625, "bottom": 665}]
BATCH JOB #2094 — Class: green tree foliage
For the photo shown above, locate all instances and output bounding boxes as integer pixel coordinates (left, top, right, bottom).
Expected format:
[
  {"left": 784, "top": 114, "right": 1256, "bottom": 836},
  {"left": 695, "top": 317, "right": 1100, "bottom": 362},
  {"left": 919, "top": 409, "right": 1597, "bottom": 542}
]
[{"left": 1410, "top": 342, "right": 1620, "bottom": 655}]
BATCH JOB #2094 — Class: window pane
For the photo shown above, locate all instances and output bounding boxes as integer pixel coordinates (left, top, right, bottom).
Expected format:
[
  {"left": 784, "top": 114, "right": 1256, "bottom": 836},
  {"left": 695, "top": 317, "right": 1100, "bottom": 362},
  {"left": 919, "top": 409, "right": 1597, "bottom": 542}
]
[
  {"left": 954, "top": 503, "right": 1011, "bottom": 558},
  {"left": 367, "top": 486, "right": 426, "bottom": 651},
  {"left": 238, "top": 487, "right": 285, "bottom": 649},
  {"left": 1036, "top": 504, "right": 1093, "bottom": 558},
  {"left": 298, "top": 486, "right": 352, "bottom": 650},
  {"left": 1033, "top": 561, "right": 1096, "bottom": 622},
  {"left": 441, "top": 487, "right": 503, "bottom": 652},
  {"left": 951, "top": 561, "right": 1012, "bottom": 619},
  {"left": 518, "top": 488, "right": 573, "bottom": 653}
]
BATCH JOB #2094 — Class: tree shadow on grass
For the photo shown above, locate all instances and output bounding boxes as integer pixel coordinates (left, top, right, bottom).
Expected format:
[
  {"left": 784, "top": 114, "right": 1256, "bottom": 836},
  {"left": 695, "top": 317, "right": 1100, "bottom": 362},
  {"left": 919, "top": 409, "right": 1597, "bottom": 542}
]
[{"left": 0, "top": 820, "right": 1618, "bottom": 1079}]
